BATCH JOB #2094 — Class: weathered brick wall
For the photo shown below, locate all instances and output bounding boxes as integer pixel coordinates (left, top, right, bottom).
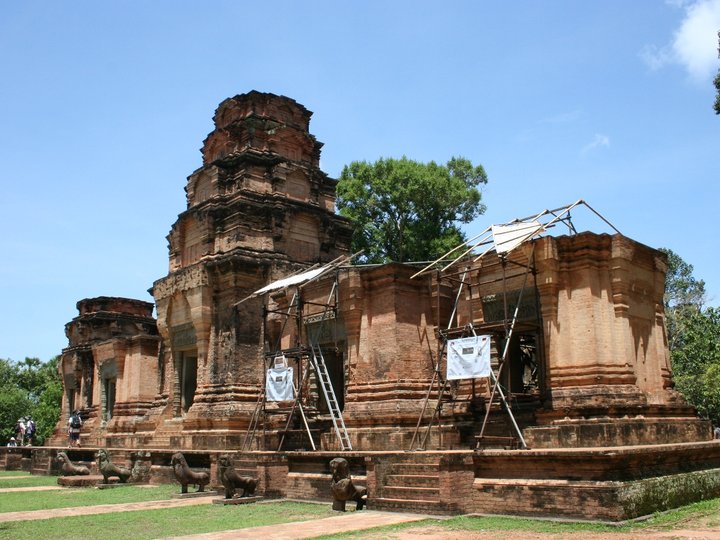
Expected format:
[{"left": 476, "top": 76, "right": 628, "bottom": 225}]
[{"left": 439, "top": 454, "right": 475, "bottom": 513}]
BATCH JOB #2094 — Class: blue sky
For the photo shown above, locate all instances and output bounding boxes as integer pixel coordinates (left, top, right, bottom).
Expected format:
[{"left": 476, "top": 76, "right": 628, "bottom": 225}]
[{"left": 1, "top": 1, "right": 719, "bottom": 362}]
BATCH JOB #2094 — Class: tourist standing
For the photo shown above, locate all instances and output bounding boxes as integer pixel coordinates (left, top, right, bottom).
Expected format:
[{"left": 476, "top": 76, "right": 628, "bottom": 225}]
[
  {"left": 67, "top": 410, "right": 82, "bottom": 447},
  {"left": 6, "top": 437, "right": 17, "bottom": 447},
  {"left": 14, "top": 418, "right": 25, "bottom": 446},
  {"left": 25, "top": 416, "right": 36, "bottom": 446},
  {"left": 714, "top": 425, "right": 720, "bottom": 440}
]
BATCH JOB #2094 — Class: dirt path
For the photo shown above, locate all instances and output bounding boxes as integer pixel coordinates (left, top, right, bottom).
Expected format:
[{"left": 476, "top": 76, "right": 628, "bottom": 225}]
[
  {"left": 358, "top": 522, "right": 720, "bottom": 540},
  {"left": 0, "top": 496, "right": 215, "bottom": 522},
  {"left": 0, "top": 485, "right": 63, "bottom": 493},
  {"left": 160, "top": 511, "right": 431, "bottom": 540}
]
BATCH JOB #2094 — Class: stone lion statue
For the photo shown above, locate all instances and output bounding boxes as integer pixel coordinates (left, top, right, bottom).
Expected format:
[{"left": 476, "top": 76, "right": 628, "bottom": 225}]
[
  {"left": 171, "top": 452, "right": 210, "bottom": 494},
  {"left": 56, "top": 451, "right": 90, "bottom": 476},
  {"left": 96, "top": 449, "right": 132, "bottom": 484},
  {"left": 329, "top": 457, "right": 367, "bottom": 511},
  {"left": 218, "top": 454, "right": 257, "bottom": 499}
]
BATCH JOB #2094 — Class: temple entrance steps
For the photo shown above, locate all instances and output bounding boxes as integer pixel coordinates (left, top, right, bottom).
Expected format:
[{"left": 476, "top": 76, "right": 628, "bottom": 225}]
[{"left": 370, "top": 454, "right": 447, "bottom": 515}]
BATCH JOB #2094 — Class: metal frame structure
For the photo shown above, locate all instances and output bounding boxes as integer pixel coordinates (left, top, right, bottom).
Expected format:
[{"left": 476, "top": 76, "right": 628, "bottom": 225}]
[
  {"left": 409, "top": 200, "right": 621, "bottom": 450},
  {"left": 238, "top": 254, "right": 357, "bottom": 452}
]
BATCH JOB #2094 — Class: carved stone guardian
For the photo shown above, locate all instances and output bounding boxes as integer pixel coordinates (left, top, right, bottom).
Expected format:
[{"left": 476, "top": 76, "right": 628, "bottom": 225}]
[
  {"left": 329, "top": 457, "right": 367, "bottom": 511},
  {"left": 171, "top": 452, "right": 210, "bottom": 493},
  {"left": 56, "top": 451, "right": 90, "bottom": 476},
  {"left": 218, "top": 454, "right": 257, "bottom": 499},
  {"left": 96, "top": 449, "right": 132, "bottom": 484}
]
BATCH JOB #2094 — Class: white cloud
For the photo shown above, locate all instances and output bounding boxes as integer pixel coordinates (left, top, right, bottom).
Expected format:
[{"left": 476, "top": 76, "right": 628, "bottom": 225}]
[
  {"left": 642, "top": 0, "right": 720, "bottom": 81},
  {"left": 673, "top": 0, "right": 720, "bottom": 80},
  {"left": 581, "top": 134, "right": 610, "bottom": 155}
]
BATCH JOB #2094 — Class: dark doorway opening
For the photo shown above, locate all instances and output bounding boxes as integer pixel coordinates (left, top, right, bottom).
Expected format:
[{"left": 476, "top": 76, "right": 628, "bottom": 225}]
[
  {"left": 180, "top": 354, "right": 198, "bottom": 413},
  {"left": 317, "top": 346, "right": 345, "bottom": 412},
  {"left": 104, "top": 378, "right": 116, "bottom": 420}
]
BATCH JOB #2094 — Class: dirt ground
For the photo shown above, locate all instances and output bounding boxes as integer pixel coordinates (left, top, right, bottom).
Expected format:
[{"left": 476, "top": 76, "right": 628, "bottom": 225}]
[{"left": 369, "top": 515, "right": 720, "bottom": 540}]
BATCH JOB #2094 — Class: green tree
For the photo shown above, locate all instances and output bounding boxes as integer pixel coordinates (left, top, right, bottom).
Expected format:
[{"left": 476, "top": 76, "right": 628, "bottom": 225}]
[
  {"left": 0, "top": 356, "right": 62, "bottom": 445},
  {"left": 0, "top": 358, "right": 32, "bottom": 443},
  {"left": 671, "top": 307, "right": 720, "bottom": 423},
  {"left": 659, "top": 248, "right": 706, "bottom": 350},
  {"left": 336, "top": 156, "right": 488, "bottom": 263},
  {"left": 661, "top": 248, "right": 720, "bottom": 425}
]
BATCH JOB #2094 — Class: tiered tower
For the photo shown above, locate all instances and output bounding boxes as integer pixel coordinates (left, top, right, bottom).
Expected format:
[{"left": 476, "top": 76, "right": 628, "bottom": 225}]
[{"left": 147, "top": 92, "right": 351, "bottom": 446}]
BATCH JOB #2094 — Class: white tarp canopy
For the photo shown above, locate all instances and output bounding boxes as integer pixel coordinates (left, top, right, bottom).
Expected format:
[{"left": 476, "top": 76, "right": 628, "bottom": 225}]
[
  {"left": 491, "top": 221, "right": 543, "bottom": 254},
  {"left": 252, "top": 266, "right": 327, "bottom": 296},
  {"left": 411, "top": 200, "right": 621, "bottom": 278},
  {"left": 236, "top": 253, "right": 356, "bottom": 306}
]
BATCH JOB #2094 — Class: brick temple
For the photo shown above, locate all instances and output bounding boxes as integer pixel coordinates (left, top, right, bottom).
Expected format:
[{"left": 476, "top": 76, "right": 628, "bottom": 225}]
[{"left": 18, "top": 91, "right": 719, "bottom": 520}]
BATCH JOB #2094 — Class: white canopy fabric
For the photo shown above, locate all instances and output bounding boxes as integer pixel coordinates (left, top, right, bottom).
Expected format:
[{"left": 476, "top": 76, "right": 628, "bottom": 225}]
[
  {"left": 491, "top": 220, "right": 543, "bottom": 254},
  {"left": 252, "top": 266, "right": 327, "bottom": 296},
  {"left": 411, "top": 200, "right": 621, "bottom": 279}
]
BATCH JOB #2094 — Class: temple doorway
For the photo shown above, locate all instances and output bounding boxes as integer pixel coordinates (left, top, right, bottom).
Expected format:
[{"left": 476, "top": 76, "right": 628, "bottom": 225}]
[
  {"left": 99, "top": 360, "right": 118, "bottom": 423},
  {"left": 316, "top": 346, "right": 345, "bottom": 412},
  {"left": 179, "top": 352, "right": 197, "bottom": 413},
  {"left": 103, "top": 377, "right": 116, "bottom": 420}
]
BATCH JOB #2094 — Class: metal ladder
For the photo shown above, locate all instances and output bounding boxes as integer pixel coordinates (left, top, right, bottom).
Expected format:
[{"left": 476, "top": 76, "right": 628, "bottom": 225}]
[{"left": 309, "top": 343, "right": 352, "bottom": 450}]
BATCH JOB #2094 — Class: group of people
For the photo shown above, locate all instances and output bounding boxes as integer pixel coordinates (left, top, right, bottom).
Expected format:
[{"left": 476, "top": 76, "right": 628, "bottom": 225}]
[
  {"left": 6, "top": 416, "right": 36, "bottom": 447},
  {"left": 5, "top": 410, "right": 83, "bottom": 448}
]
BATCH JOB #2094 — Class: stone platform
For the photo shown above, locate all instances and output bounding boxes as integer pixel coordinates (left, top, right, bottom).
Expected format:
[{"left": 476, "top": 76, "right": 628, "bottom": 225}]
[
  {"left": 96, "top": 482, "right": 135, "bottom": 489},
  {"left": 172, "top": 489, "right": 223, "bottom": 499},
  {"left": 212, "top": 496, "right": 263, "bottom": 505},
  {"left": 57, "top": 475, "right": 105, "bottom": 487}
]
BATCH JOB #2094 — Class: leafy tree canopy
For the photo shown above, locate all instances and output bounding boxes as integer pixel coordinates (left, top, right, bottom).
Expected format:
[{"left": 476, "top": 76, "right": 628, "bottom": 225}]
[
  {"left": 660, "top": 248, "right": 720, "bottom": 425},
  {"left": 659, "top": 247, "right": 706, "bottom": 350},
  {"left": 0, "top": 356, "right": 62, "bottom": 445},
  {"left": 336, "top": 156, "right": 487, "bottom": 263},
  {"left": 671, "top": 307, "right": 720, "bottom": 423}
]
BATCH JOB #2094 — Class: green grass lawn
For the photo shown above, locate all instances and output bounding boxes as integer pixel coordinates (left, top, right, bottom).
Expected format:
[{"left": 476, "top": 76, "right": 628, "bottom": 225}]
[
  {"left": 0, "top": 471, "right": 29, "bottom": 477},
  {"left": 0, "top": 501, "right": 334, "bottom": 540},
  {"left": 313, "top": 496, "right": 720, "bottom": 539},
  {"left": 0, "top": 484, "right": 178, "bottom": 513},
  {"left": 3, "top": 477, "right": 720, "bottom": 540},
  {"left": 0, "top": 475, "right": 60, "bottom": 489}
]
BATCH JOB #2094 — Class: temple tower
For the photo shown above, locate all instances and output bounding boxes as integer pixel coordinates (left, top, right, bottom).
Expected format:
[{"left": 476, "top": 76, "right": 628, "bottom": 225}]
[
  {"left": 52, "top": 297, "right": 159, "bottom": 447},
  {"left": 148, "top": 92, "right": 352, "bottom": 446}
]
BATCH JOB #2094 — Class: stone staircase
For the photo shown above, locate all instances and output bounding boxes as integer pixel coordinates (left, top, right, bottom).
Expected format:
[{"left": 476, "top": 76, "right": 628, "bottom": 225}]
[{"left": 371, "top": 454, "right": 446, "bottom": 514}]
